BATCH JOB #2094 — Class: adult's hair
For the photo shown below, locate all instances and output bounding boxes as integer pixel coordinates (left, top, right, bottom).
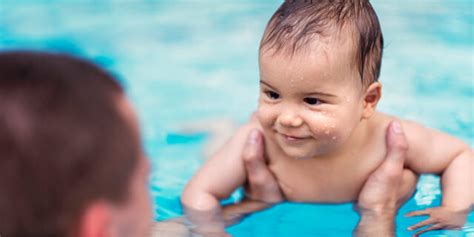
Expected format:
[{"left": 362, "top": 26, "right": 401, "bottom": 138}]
[
  {"left": 260, "top": 0, "right": 383, "bottom": 86},
  {"left": 0, "top": 51, "right": 140, "bottom": 237}
]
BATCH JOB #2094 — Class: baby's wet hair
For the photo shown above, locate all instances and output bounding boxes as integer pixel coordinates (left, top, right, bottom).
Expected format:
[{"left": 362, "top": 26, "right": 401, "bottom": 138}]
[{"left": 260, "top": 0, "right": 383, "bottom": 86}]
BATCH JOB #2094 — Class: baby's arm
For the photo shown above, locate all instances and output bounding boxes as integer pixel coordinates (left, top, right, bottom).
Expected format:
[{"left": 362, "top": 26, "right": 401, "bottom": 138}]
[
  {"left": 181, "top": 122, "right": 259, "bottom": 233},
  {"left": 400, "top": 120, "right": 473, "bottom": 233}
]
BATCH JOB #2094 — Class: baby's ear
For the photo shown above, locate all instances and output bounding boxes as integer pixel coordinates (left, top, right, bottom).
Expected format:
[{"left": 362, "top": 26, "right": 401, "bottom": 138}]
[{"left": 362, "top": 82, "right": 382, "bottom": 119}]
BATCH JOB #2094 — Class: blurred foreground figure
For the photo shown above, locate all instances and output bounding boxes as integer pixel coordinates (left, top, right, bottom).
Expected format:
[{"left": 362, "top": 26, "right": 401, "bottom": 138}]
[{"left": 0, "top": 51, "right": 153, "bottom": 237}]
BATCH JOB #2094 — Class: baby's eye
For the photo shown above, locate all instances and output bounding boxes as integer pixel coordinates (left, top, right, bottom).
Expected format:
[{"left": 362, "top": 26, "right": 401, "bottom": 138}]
[
  {"left": 265, "top": 91, "right": 280, "bottom": 100},
  {"left": 303, "top": 97, "right": 322, "bottom": 105}
]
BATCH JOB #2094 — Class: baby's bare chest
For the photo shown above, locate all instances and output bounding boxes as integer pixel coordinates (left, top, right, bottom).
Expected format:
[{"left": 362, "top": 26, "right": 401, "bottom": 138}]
[
  {"left": 268, "top": 151, "right": 385, "bottom": 203},
  {"left": 263, "top": 113, "right": 395, "bottom": 203}
]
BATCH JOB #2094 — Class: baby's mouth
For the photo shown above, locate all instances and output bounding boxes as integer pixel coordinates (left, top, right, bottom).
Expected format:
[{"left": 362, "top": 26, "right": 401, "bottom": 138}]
[{"left": 278, "top": 133, "right": 311, "bottom": 142}]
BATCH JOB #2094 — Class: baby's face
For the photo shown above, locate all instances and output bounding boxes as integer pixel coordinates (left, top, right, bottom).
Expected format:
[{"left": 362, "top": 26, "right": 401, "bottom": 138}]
[{"left": 257, "top": 37, "right": 366, "bottom": 159}]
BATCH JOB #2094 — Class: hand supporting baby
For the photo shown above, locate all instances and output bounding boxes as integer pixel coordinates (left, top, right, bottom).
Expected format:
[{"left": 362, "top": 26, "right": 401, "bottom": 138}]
[
  {"left": 354, "top": 121, "right": 417, "bottom": 236},
  {"left": 237, "top": 121, "right": 416, "bottom": 237},
  {"left": 221, "top": 129, "right": 284, "bottom": 226}
]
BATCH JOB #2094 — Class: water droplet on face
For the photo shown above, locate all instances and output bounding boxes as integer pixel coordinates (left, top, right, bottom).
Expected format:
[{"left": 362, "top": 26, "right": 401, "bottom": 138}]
[
  {"left": 331, "top": 136, "right": 336, "bottom": 140},
  {"left": 325, "top": 130, "right": 330, "bottom": 135}
]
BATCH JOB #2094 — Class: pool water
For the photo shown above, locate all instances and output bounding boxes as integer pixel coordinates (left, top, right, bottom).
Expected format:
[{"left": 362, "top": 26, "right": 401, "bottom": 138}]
[{"left": 1, "top": 0, "right": 473, "bottom": 236}]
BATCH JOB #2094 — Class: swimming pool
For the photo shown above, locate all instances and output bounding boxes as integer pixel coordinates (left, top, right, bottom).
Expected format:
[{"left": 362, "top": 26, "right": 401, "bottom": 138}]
[{"left": 1, "top": 0, "right": 473, "bottom": 236}]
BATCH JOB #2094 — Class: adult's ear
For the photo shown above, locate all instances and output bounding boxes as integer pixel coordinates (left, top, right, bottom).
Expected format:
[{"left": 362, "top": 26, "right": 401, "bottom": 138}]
[
  {"left": 362, "top": 82, "right": 382, "bottom": 119},
  {"left": 76, "top": 201, "right": 112, "bottom": 237}
]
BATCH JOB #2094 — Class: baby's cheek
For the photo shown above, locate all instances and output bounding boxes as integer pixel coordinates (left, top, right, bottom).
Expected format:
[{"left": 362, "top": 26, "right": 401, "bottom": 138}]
[
  {"left": 257, "top": 105, "right": 274, "bottom": 127},
  {"left": 325, "top": 122, "right": 354, "bottom": 146},
  {"left": 321, "top": 123, "right": 341, "bottom": 142},
  {"left": 309, "top": 114, "right": 343, "bottom": 142}
]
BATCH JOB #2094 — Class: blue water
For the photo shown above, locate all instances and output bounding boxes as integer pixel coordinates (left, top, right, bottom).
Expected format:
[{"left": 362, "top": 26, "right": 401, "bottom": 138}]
[{"left": 1, "top": 0, "right": 473, "bottom": 236}]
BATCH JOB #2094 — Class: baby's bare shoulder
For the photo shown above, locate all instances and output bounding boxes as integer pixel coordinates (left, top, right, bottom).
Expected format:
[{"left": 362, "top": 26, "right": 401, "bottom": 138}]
[
  {"left": 375, "top": 112, "right": 470, "bottom": 173},
  {"left": 370, "top": 112, "right": 428, "bottom": 142},
  {"left": 374, "top": 112, "right": 455, "bottom": 142},
  {"left": 366, "top": 112, "right": 397, "bottom": 147}
]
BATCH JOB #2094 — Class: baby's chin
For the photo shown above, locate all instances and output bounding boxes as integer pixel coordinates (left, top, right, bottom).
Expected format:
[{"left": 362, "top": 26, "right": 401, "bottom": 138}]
[
  {"left": 280, "top": 146, "right": 321, "bottom": 160},
  {"left": 278, "top": 140, "right": 339, "bottom": 160}
]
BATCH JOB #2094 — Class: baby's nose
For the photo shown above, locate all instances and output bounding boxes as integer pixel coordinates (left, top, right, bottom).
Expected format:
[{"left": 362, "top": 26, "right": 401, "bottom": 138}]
[{"left": 277, "top": 110, "right": 303, "bottom": 127}]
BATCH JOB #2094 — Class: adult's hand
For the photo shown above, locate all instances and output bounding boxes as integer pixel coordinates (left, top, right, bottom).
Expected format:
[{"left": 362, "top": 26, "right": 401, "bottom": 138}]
[
  {"left": 242, "top": 129, "right": 284, "bottom": 204},
  {"left": 156, "top": 129, "right": 283, "bottom": 235},
  {"left": 222, "top": 129, "right": 284, "bottom": 225},
  {"left": 355, "top": 120, "right": 417, "bottom": 236}
]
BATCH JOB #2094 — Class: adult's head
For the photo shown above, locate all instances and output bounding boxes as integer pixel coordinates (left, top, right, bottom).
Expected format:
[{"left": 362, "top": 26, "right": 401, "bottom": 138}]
[{"left": 0, "top": 51, "right": 153, "bottom": 237}]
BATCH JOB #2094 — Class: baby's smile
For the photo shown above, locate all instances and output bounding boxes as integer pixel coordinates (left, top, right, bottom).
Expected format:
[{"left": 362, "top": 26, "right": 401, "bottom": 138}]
[
  {"left": 274, "top": 127, "right": 312, "bottom": 141},
  {"left": 279, "top": 133, "right": 311, "bottom": 142}
]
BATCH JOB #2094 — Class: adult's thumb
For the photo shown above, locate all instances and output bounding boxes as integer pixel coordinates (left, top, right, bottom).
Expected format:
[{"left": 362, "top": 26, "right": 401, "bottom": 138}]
[
  {"left": 385, "top": 120, "right": 409, "bottom": 163},
  {"left": 242, "top": 129, "right": 265, "bottom": 176}
]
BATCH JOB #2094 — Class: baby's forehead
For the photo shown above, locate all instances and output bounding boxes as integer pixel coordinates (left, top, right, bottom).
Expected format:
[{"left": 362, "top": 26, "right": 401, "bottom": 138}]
[
  {"left": 260, "top": 45, "right": 361, "bottom": 90},
  {"left": 261, "top": 22, "right": 358, "bottom": 64},
  {"left": 263, "top": 15, "right": 358, "bottom": 51},
  {"left": 261, "top": 28, "right": 359, "bottom": 73},
  {"left": 259, "top": 27, "right": 363, "bottom": 91}
]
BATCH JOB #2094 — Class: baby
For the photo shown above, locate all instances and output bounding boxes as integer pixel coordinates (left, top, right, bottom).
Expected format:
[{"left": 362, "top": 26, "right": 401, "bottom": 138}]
[{"left": 182, "top": 0, "right": 473, "bottom": 235}]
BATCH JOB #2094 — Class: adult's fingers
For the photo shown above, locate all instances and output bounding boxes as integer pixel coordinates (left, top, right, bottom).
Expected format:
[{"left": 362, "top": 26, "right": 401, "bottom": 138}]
[
  {"left": 397, "top": 169, "right": 418, "bottom": 206},
  {"left": 373, "top": 121, "right": 409, "bottom": 183},
  {"left": 385, "top": 120, "right": 408, "bottom": 162},
  {"left": 242, "top": 129, "right": 265, "bottom": 182},
  {"left": 357, "top": 121, "right": 410, "bottom": 209},
  {"left": 242, "top": 129, "right": 284, "bottom": 203}
]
